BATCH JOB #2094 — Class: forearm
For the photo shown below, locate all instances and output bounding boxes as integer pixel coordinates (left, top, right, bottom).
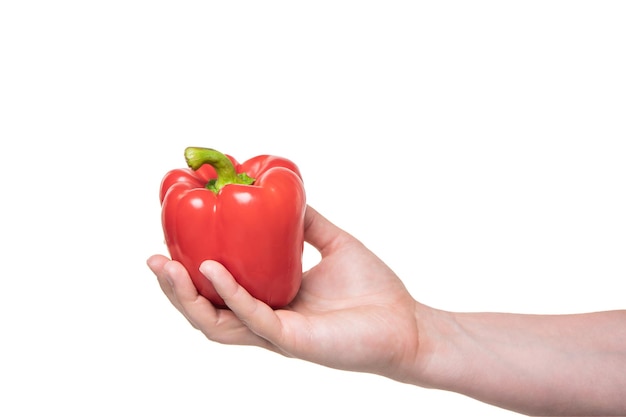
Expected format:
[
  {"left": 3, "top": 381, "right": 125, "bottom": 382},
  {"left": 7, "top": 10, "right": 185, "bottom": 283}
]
[{"left": 412, "top": 306, "right": 626, "bottom": 416}]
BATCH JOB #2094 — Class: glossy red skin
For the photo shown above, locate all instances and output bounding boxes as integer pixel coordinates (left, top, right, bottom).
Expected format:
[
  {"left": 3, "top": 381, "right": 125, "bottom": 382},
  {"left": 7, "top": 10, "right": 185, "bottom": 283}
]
[{"left": 160, "top": 155, "right": 306, "bottom": 308}]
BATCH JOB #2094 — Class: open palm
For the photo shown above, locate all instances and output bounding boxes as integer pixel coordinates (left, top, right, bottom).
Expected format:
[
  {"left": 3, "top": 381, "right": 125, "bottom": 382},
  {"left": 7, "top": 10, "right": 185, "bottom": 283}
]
[{"left": 148, "top": 205, "right": 422, "bottom": 380}]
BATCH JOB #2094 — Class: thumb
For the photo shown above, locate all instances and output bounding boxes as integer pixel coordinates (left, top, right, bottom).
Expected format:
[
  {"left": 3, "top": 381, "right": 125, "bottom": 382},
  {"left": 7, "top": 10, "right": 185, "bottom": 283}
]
[{"left": 303, "top": 205, "right": 346, "bottom": 252}]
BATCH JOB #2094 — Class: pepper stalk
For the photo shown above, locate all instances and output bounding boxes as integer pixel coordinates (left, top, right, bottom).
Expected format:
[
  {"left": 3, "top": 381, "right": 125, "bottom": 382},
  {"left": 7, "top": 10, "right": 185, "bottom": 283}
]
[{"left": 184, "top": 147, "right": 255, "bottom": 193}]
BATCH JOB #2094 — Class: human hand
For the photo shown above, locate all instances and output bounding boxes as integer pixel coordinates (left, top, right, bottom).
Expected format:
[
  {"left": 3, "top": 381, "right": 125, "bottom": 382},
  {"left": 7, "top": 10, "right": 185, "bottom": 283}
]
[
  {"left": 150, "top": 205, "right": 626, "bottom": 415},
  {"left": 147, "top": 205, "right": 425, "bottom": 382}
]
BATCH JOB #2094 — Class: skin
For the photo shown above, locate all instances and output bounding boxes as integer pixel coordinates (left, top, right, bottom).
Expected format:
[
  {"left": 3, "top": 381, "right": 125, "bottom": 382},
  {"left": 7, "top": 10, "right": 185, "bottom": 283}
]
[{"left": 147, "top": 205, "right": 626, "bottom": 416}]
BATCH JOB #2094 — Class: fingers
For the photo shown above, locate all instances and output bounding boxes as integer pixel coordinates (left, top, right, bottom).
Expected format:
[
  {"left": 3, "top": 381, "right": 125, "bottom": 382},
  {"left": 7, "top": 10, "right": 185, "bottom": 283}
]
[
  {"left": 303, "top": 205, "right": 347, "bottom": 254},
  {"left": 147, "top": 254, "right": 205, "bottom": 329},
  {"left": 147, "top": 254, "right": 179, "bottom": 307},
  {"left": 147, "top": 255, "right": 275, "bottom": 348},
  {"left": 199, "top": 260, "right": 287, "bottom": 348}
]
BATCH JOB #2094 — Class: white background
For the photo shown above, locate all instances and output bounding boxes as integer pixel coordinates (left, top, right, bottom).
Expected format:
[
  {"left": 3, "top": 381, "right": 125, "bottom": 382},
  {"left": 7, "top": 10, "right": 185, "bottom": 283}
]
[{"left": 1, "top": 1, "right": 625, "bottom": 416}]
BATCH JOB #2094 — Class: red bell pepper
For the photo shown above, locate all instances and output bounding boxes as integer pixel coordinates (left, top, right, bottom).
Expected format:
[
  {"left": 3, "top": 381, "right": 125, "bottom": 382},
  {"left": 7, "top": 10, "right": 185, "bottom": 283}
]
[{"left": 159, "top": 147, "right": 306, "bottom": 308}]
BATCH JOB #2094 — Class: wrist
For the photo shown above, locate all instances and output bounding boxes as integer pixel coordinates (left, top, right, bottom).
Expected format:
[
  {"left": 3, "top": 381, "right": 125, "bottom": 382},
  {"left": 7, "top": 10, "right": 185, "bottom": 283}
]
[{"left": 399, "top": 303, "right": 462, "bottom": 389}]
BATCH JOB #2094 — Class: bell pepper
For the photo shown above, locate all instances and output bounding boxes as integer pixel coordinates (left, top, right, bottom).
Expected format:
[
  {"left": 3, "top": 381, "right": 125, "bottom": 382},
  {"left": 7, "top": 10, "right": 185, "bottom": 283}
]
[{"left": 159, "top": 147, "right": 306, "bottom": 308}]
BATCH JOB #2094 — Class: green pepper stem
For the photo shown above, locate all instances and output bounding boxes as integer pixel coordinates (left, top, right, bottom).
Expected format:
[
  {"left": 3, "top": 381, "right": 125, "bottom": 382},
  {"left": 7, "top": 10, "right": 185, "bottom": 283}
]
[{"left": 184, "top": 147, "right": 254, "bottom": 193}]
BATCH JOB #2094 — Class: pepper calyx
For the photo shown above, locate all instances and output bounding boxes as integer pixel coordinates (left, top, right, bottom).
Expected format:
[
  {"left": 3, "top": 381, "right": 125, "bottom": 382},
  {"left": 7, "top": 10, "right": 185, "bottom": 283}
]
[{"left": 184, "top": 147, "right": 255, "bottom": 194}]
